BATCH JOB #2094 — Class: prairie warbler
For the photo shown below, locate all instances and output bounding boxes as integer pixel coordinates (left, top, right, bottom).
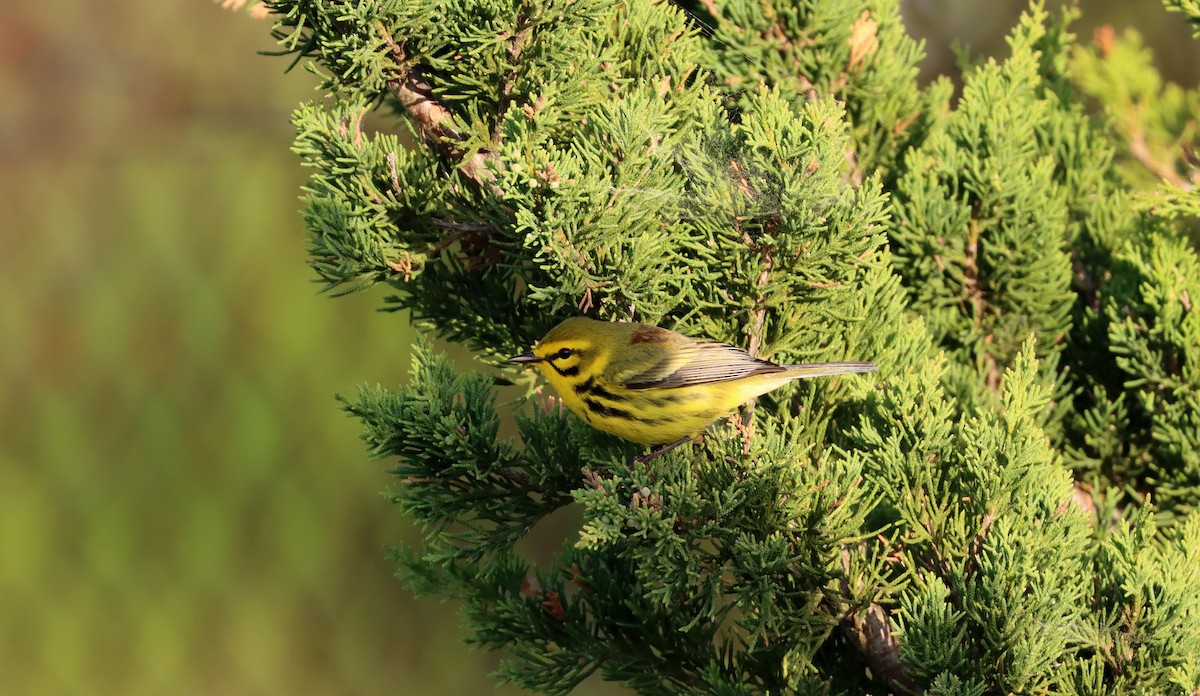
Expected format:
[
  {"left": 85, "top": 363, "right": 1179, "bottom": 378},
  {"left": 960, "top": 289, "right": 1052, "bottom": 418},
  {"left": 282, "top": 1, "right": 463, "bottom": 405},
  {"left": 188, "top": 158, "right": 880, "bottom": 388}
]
[{"left": 508, "top": 317, "right": 876, "bottom": 458}]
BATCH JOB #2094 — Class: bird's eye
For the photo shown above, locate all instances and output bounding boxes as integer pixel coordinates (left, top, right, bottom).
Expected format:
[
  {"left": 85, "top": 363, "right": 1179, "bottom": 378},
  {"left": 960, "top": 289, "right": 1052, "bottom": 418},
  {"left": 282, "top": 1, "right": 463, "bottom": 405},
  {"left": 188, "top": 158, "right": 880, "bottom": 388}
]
[{"left": 555, "top": 348, "right": 573, "bottom": 360}]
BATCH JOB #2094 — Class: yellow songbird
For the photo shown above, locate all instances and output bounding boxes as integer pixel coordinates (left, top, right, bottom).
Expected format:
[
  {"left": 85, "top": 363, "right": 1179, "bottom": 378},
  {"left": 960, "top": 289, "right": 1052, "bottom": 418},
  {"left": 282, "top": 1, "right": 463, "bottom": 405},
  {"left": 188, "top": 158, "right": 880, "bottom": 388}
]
[{"left": 508, "top": 317, "right": 876, "bottom": 458}]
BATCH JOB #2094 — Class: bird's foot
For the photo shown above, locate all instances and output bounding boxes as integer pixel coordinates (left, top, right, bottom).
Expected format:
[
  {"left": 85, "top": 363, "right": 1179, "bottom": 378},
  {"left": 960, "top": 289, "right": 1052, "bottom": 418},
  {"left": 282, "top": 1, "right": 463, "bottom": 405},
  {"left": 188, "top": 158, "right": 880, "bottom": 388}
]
[{"left": 634, "top": 436, "right": 694, "bottom": 464}]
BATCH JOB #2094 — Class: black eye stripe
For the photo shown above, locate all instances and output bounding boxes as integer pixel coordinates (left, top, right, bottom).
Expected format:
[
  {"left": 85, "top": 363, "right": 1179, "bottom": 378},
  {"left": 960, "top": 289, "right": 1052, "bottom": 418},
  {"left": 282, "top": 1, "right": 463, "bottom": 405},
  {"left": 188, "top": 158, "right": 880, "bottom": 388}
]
[{"left": 544, "top": 347, "right": 580, "bottom": 376}]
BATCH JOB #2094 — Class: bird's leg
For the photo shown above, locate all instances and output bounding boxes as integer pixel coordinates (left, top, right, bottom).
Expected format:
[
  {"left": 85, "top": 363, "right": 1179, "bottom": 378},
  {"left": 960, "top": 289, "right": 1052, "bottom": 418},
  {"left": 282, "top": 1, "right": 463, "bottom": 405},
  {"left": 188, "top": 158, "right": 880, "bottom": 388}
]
[{"left": 634, "top": 436, "right": 694, "bottom": 463}]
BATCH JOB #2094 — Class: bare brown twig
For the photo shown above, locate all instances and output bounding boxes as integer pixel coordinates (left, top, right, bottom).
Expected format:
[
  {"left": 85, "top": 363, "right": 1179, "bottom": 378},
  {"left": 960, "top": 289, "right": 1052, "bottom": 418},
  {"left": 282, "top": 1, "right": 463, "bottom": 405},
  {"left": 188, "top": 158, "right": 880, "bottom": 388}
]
[
  {"left": 493, "top": 5, "right": 533, "bottom": 145},
  {"left": 1128, "top": 118, "right": 1189, "bottom": 189}
]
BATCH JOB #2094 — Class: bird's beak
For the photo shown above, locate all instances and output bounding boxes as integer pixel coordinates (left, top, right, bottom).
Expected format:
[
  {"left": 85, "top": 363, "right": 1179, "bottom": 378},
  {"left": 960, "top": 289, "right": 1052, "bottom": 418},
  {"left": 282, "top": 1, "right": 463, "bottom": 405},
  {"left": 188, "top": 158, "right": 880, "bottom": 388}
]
[{"left": 507, "top": 352, "right": 544, "bottom": 364}]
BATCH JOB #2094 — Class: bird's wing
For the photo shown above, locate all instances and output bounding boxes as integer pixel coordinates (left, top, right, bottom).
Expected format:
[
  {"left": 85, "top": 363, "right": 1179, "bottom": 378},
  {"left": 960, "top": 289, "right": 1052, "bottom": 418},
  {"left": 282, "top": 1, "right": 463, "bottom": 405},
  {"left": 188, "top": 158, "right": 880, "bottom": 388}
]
[{"left": 612, "top": 341, "right": 785, "bottom": 390}]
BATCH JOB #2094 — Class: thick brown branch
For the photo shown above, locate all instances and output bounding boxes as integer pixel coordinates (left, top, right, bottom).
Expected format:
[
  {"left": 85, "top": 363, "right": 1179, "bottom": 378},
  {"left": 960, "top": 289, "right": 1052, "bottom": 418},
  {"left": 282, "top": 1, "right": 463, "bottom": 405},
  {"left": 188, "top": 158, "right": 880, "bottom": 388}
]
[
  {"left": 841, "top": 603, "right": 918, "bottom": 693},
  {"left": 835, "top": 549, "right": 917, "bottom": 693},
  {"left": 377, "top": 23, "right": 504, "bottom": 196}
]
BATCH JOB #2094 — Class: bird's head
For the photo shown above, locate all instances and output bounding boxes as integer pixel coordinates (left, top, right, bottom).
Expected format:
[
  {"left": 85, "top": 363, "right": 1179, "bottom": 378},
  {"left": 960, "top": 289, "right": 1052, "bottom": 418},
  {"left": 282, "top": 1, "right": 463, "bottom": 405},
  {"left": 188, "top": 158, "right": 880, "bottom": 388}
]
[{"left": 507, "top": 317, "right": 608, "bottom": 382}]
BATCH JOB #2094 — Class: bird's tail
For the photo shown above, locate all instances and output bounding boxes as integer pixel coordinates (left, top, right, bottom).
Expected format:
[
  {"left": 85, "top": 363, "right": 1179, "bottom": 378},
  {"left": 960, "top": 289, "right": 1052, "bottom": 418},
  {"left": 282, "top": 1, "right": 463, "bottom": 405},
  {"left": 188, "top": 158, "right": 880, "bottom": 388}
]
[{"left": 782, "top": 361, "right": 877, "bottom": 379}]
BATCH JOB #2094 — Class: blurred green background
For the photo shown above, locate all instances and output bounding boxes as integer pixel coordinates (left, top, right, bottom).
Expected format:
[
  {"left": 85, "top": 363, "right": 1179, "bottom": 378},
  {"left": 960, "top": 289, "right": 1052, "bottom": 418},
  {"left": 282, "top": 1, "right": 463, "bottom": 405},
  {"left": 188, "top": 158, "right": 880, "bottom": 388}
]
[
  {"left": 0, "top": 4, "right": 491, "bottom": 694},
  {"left": 0, "top": 2, "right": 1194, "bottom": 695}
]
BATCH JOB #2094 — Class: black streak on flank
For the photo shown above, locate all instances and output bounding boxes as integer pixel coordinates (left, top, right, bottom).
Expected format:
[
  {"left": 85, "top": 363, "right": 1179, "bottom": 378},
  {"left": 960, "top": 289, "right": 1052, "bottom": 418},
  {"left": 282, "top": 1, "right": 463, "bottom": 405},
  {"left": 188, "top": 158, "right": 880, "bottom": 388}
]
[
  {"left": 648, "top": 394, "right": 678, "bottom": 408},
  {"left": 588, "top": 383, "right": 624, "bottom": 402},
  {"left": 573, "top": 376, "right": 626, "bottom": 402},
  {"left": 584, "top": 398, "right": 636, "bottom": 421}
]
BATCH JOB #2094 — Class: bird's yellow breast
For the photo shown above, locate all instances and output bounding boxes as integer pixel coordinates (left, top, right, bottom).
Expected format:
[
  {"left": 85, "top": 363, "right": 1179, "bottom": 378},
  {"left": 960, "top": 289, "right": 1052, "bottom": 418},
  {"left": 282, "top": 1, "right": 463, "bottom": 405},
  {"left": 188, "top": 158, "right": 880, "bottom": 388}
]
[{"left": 540, "top": 367, "right": 794, "bottom": 445}]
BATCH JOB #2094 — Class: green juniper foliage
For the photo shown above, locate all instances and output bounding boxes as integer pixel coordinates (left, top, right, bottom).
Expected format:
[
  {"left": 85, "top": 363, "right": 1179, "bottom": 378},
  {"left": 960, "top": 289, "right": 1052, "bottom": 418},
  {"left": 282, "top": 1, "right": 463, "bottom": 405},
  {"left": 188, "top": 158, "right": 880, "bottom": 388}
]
[
  {"left": 1165, "top": 0, "right": 1200, "bottom": 37},
  {"left": 256, "top": 0, "right": 1200, "bottom": 691}
]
